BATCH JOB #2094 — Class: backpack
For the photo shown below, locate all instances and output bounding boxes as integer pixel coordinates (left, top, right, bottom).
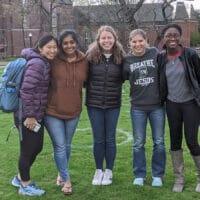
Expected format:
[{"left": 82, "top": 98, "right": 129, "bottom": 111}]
[
  {"left": 0, "top": 58, "right": 28, "bottom": 142},
  {"left": 0, "top": 58, "right": 27, "bottom": 112}
]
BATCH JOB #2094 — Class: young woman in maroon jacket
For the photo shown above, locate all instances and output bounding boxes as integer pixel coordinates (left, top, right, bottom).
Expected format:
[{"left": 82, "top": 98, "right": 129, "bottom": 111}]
[{"left": 12, "top": 35, "right": 58, "bottom": 196}]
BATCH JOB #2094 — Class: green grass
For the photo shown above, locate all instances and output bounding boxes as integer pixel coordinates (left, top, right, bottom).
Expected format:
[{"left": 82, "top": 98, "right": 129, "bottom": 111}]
[{"left": 0, "top": 67, "right": 200, "bottom": 199}]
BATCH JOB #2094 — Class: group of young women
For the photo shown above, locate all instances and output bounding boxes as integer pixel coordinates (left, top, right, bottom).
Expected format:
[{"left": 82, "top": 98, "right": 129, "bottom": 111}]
[{"left": 11, "top": 23, "right": 200, "bottom": 196}]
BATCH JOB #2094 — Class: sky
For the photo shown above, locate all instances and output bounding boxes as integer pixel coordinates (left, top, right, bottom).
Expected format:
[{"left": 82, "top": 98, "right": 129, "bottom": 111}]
[
  {"left": 73, "top": 0, "right": 200, "bottom": 9},
  {"left": 149, "top": 0, "right": 200, "bottom": 10},
  {"left": 190, "top": 0, "right": 200, "bottom": 9},
  {"left": 173, "top": 0, "right": 200, "bottom": 10}
]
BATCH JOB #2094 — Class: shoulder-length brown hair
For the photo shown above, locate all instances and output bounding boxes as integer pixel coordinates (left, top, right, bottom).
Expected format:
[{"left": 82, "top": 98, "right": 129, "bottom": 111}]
[{"left": 86, "top": 25, "right": 125, "bottom": 64}]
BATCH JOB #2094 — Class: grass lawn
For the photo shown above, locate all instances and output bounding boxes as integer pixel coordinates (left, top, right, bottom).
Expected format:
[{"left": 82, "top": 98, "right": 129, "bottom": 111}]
[{"left": 0, "top": 67, "right": 200, "bottom": 200}]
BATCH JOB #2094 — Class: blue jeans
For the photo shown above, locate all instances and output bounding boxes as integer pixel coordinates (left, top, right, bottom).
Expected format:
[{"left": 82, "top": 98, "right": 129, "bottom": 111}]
[
  {"left": 44, "top": 115, "right": 80, "bottom": 181},
  {"left": 131, "top": 107, "right": 166, "bottom": 178},
  {"left": 87, "top": 107, "right": 120, "bottom": 170}
]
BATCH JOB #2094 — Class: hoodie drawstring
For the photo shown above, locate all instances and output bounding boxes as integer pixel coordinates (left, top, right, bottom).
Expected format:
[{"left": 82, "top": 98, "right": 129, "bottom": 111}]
[
  {"left": 65, "top": 62, "right": 76, "bottom": 88},
  {"left": 73, "top": 63, "right": 76, "bottom": 88}
]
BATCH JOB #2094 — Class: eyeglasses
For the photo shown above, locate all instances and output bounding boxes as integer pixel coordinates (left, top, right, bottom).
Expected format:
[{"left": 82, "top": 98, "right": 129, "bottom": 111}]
[{"left": 164, "top": 34, "right": 180, "bottom": 39}]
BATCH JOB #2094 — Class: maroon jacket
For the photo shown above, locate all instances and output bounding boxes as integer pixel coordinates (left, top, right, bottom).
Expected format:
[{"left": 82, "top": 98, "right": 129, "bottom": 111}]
[{"left": 20, "top": 48, "right": 51, "bottom": 120}]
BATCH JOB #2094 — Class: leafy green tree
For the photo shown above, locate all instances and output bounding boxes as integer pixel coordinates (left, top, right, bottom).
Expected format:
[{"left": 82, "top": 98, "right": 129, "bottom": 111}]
[{"left": 190, "top": 32, "right": 200, "bottom": 47}]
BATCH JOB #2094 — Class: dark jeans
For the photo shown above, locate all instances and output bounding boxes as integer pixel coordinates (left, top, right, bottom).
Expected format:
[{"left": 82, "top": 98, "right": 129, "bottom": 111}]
[
  {"left": 166, "top": 99, "right": 200, "bottom": 156},
  {"left": 14, "top": 117, "right": 44, "bottom": 181},
  {"left": 87, "top": 107, "right": 120, "bottom": 170}
]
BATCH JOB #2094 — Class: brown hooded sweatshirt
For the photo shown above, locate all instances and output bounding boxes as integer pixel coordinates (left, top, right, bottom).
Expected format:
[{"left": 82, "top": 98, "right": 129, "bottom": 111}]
[{"left": 46, "top": 50, "right": 88, "bottom": 119}]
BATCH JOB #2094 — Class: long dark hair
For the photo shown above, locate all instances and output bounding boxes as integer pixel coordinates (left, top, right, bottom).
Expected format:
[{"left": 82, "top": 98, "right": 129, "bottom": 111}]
[{"left": 59, "top": 29, "right": 79, "bottom": 53}]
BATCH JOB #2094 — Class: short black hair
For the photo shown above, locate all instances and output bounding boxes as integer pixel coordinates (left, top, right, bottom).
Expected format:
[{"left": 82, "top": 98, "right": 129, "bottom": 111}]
[{"left": 161, "top": 23, "right": 182, "bottom": 37}]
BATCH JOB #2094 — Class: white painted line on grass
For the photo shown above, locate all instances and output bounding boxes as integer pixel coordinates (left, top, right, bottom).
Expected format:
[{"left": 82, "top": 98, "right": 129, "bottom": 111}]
[{"left": 75, "top": 127, "right": 132, "bottom": 147}]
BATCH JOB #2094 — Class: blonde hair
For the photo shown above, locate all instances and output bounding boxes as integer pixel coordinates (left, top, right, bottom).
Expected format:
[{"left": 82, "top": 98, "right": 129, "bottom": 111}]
[
  {"left": 128, "top": 29, "right": 149, "bottom": 53},
  {"left": 87, "top": 25, "right": 125, "bottom": 64}
]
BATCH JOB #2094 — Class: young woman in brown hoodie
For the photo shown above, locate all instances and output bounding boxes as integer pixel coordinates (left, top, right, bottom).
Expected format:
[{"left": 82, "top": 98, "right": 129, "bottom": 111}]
[{"left": 44, "top": 29, "right": 88, "bottom": 195}]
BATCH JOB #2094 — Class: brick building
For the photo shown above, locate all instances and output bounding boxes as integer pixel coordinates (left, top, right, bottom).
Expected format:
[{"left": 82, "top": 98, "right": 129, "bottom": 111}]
[
  {"left": 0, "top": 1, "right": 199, "bottom": 56},
  {"left": 72, "top": 1, "right": 199, "bottom": 51},
  {"left": 0, "top": 0, "right": 72, "bottom": 56}
]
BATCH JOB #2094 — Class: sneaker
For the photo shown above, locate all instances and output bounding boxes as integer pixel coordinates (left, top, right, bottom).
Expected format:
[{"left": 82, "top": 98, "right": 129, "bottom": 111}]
[
  {"left": 19, "top": 183, "right": 45, "bottom": 196},
  {"left": 12, "top": 175, "right": 21, "bottom": 187},
  {"left": 102, "top": 169, "right": 112, "bottom": 185},
  {"left": 133, "top": 178, "right": 144, "bottom": 186},
  {"left": 92, "top": 169, "right": 104, "bottom": 185},
  {"left": 152, "top": 177, "right": 163, "bottom": 187}
]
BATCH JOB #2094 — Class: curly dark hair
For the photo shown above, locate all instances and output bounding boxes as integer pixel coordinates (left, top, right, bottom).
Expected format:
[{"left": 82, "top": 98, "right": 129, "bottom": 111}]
[{"left": 161, "top": 23, "right": 182, "bottom": 37}]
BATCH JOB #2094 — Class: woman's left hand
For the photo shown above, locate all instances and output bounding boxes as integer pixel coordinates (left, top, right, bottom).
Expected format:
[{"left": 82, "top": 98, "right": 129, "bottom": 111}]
[{"left": 24, "top": 117, "right": 37, "bottom": 131}]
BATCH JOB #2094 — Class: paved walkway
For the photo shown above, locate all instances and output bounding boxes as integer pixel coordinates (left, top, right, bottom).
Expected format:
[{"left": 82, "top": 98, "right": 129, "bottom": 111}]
[{"left": 0, "top": 61, "right": 8, "bottom": 68}]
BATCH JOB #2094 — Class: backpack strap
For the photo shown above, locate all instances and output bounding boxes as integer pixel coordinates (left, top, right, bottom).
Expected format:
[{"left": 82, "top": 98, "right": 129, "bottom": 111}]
[
  {"left": 5, "top": 99, "right": 23, "bottom": 142},
  {"left": 5, "top": 125, "right": 17, "bottom": 142},
  {"left": 18, "top": 98, "right": 23, "bottom": 141}
]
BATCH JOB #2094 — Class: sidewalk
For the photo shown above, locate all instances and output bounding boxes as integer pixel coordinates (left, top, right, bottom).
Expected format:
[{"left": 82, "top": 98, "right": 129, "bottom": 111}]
[{"left": 0, "top": 61, "right": 8, "bottom": 68}]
